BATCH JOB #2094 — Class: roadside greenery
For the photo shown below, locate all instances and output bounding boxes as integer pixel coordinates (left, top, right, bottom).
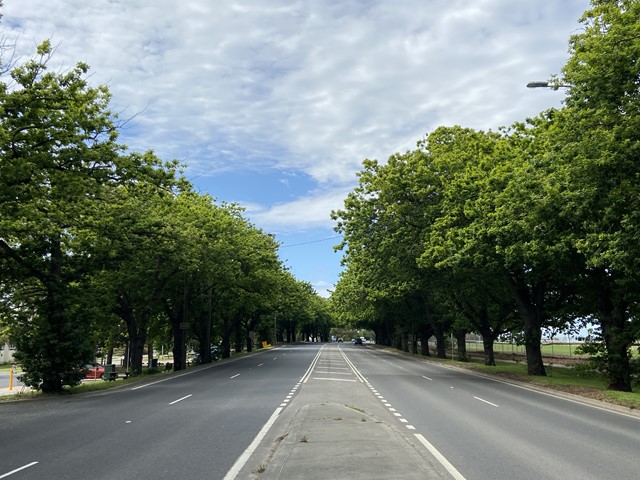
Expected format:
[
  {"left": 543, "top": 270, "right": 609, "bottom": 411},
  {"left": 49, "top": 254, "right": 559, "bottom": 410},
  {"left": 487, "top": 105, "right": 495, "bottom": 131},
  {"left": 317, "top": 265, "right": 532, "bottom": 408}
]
[
  {"left": 0, "top": 31, "right": 332, "bottom": 391},
  {"left": 331, "top": 0, "right": 640, "bottom": 391}
]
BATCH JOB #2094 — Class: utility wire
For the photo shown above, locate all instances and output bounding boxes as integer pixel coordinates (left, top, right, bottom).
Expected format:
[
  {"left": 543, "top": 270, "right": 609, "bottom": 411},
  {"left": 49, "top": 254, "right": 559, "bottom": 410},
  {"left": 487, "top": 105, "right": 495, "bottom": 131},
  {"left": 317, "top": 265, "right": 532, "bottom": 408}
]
[{"left": 279, "top": 235, "right": 342, "bottom": 248}]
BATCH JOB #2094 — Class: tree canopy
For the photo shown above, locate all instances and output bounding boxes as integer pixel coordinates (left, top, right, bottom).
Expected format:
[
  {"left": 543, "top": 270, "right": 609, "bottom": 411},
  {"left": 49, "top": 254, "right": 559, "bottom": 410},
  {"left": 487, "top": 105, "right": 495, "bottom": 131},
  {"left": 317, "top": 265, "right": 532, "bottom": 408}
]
[
  {"left": 0, "top": 40, "right": 329, "bottom": 392},
  {"left": 332, "top": 0, "right": 640, "bottom": 391}
]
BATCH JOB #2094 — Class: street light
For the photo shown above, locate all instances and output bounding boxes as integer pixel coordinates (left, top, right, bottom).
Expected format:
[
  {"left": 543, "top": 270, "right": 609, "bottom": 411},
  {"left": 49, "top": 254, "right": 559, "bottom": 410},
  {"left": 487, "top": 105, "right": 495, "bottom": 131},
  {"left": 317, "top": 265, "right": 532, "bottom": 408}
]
[
  {"left": 527, "top": 81, "right": 551, "bottom": 88},
  {"left": 527, "top": 81, "right": 571, "bottom": 89}
]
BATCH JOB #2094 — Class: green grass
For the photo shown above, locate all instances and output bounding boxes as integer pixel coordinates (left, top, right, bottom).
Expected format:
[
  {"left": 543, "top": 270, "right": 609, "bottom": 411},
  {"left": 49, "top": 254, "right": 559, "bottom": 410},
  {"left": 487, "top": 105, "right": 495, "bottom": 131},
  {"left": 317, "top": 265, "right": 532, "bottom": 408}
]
[
  {"left": 469, "top": 360, "right": 605, "bottom": 388},
  {"left": 460, "top": 359, "right": 640, "bottom": 409},
  {"left": 345, "top": 404, "right": 366, "bottom": 414},
  {"left": 464, "top": 342, "right": 585, "bottom": 357}
]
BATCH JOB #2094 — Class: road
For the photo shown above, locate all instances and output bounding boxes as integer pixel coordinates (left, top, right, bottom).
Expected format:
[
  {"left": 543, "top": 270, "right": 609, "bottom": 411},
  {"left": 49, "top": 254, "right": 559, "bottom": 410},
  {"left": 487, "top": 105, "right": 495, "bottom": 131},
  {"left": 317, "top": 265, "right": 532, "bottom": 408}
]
[
  {"left": 2, "top": 344, "right": 639, "bottom": 480},
  {"left": 343, "top": 345, "right": 640, "bottom": 480},
  {"left": 0, "top": 346, "right": 318, "bottom": 480}
]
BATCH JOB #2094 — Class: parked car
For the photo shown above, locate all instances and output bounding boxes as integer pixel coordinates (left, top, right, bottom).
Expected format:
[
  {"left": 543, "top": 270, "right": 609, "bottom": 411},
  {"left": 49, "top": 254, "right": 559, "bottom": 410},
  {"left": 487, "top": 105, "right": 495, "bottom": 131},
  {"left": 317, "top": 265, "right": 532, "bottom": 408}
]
[
  {"left": 193, "top": 346, "right": 221, "bottom": 364},
  {"left": 82, "top": 364, "right": 105, "bottom": 380},
  {"left": 354, "top": 338, "right": 363, "bottom": 346}
]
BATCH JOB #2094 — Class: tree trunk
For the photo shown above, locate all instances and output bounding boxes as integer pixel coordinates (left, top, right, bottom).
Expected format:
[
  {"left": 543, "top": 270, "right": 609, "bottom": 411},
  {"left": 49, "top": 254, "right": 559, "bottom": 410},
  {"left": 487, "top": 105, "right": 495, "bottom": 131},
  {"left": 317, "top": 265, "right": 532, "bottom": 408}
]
[
  {"left": 220, "top": 313, "right": 232, "bottom": 359},
  {"left": 234, "top": 316, "right": 243, "bottom": 353},
  {"left": 171, "top": 325, "right": 186, "bottom": 371},
  {"left": 147, "top": 344, "right": 154, "bottom": 368},
  {"left": 595, "top": 270, "right": 632, "bottom": 391},
  {"left": 456, "top": 329, "right": 468, "bottom": 362},
  {"left": 128, "top": 332, "right": 147, "bottom": 375},
  {"left": 482, "top": 336, "right": 496, "bottom": 366},
  {"left": 402, "top": 332, "right": 409, "bottom": 352},
  {"left": 508, "top": 275, "right": 547, "bottom": 376},
  {"left": 420, "top": 325, "right": 432, "bottom": 356},
  {"left": 434, "top": 325, "right": 446, "bottom": 359},
  {"left": 40, "top": 281, "right": 68, "bottom": 393}
]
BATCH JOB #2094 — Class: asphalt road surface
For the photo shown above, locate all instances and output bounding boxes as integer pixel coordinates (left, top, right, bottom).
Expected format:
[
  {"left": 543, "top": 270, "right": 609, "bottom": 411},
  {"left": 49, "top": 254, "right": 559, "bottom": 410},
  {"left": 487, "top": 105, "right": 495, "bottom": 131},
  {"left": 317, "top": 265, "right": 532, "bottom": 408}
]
[
  {"left": 2, "top": 344, "right": 639, "bottom": 480},
  {"left": 343, "top": 345, "right": 640, "bottom": 480},
  {"left": 0, "top": 345, "right": 319, "bottom": 480}
]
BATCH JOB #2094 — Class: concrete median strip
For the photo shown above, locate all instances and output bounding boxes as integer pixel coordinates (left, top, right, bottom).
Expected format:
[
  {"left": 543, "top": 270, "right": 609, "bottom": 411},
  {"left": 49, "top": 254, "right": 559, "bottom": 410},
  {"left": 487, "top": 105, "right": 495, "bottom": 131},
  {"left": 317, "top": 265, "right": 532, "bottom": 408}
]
[{"left": 230, "top": 345, "right": 452, "bottom": 479}]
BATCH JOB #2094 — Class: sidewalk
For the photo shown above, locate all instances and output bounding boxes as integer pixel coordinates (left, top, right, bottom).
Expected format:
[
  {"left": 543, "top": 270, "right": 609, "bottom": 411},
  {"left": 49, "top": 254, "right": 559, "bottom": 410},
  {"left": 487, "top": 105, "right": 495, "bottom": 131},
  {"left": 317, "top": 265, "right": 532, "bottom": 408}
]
[
  {"left": 0, "top": 370, "right": 30, "bottom": 397},
  {"left": 0, "top": 386, "right": 31, "bottom": 396},
  {"left": 232, "top": 350, "right": 450, "bottom": 480}
]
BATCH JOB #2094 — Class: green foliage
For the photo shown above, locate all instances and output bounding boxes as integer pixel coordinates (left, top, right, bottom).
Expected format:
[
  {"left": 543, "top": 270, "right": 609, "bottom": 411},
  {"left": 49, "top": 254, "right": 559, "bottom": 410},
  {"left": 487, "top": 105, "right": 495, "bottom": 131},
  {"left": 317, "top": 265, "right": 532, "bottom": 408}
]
[
  {"left": 1, "top": 41, "right": 318, "bottom": 390},
  {"left": 332, "top": 1, "right": 640, "bottom": 387}
]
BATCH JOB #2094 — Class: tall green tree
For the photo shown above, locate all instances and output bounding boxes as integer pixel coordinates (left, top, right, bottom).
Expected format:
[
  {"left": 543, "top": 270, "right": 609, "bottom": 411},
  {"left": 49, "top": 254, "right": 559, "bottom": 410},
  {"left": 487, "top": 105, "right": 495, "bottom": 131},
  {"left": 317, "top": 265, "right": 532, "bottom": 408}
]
[
  {"left": 0, "top": 42, "right": 177, "bottom": 391},
  {"left": 550, "top": 0, "right": 640, "bottom": 390}
]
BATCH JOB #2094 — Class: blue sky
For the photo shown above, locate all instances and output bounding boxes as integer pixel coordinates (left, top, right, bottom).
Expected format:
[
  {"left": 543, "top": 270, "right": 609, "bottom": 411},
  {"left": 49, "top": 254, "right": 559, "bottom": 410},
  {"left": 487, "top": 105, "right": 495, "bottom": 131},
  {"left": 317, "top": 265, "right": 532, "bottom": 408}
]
[{"left": 3, "top": 0, "right": 591, "bottom": 297}]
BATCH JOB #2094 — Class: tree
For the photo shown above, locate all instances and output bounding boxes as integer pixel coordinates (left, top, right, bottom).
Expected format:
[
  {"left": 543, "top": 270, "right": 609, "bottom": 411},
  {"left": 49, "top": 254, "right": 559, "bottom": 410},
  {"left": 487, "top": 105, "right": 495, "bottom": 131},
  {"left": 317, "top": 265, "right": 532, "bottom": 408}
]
[
  {"left": 550, "top": 0, "right": 640, "bottom": 390},
  {"left": 0, "top": 42, "right": 178, "bottom": 391},
  {"left": 418, "top": 124, "right": 577, "bottom": 375}
]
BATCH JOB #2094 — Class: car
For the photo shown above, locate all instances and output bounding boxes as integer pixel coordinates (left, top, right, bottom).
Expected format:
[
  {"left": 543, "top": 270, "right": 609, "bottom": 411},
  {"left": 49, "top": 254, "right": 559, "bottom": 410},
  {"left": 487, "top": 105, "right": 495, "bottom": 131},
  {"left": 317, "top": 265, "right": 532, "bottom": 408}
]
[
  {"left": 337, "top": 338, "right": 343, "bottom": 343},
  {"left": 82, "top": 364, "right": 105, "bottom": 380},
  {"left": 193, "top": 346, "right": 221, "bottom": 364},
  {"left": 354, "top": 338, "right": 363, "bottom": 345}
]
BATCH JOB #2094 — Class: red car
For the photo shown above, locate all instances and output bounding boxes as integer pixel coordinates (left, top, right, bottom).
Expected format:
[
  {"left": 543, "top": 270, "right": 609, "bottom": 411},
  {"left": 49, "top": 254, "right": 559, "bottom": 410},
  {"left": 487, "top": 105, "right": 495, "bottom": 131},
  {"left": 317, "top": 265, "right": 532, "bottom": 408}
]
[{"left": 83, "top": 364, "right": 105, "bottom": 380}]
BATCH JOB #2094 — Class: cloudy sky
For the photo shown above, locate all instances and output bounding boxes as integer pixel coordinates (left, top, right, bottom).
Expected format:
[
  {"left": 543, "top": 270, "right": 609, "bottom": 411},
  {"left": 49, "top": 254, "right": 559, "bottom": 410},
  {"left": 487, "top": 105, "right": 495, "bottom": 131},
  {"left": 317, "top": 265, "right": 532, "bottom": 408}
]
[{"left": 3, "top": 0, "right": 590, "bottom": 296}]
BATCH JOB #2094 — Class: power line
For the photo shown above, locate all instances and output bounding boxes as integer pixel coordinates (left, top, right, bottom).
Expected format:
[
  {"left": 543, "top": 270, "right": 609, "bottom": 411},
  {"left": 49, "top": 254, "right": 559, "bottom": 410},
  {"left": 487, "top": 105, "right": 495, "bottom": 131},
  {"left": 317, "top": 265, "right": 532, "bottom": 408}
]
[{"left": 279, "top": 235, "right": 342, "bottom": 248}]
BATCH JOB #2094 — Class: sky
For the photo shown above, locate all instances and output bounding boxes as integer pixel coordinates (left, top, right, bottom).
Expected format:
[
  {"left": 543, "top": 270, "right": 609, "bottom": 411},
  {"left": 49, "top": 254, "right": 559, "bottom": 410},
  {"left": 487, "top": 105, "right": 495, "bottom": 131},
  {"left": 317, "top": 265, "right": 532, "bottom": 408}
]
[{"left": 3, "top": 0, "right": 591, "bottom": 297}]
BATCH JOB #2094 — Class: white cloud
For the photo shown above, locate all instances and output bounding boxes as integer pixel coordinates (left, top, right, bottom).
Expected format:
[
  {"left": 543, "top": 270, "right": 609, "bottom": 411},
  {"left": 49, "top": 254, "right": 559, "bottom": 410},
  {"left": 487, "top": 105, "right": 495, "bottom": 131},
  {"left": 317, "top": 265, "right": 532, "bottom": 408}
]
[
  {"left": 244, "top": 186, "right": 352, "bottom": 231},
  {"left": 3, "top": 0, "right": 590, "bottom": 239}
]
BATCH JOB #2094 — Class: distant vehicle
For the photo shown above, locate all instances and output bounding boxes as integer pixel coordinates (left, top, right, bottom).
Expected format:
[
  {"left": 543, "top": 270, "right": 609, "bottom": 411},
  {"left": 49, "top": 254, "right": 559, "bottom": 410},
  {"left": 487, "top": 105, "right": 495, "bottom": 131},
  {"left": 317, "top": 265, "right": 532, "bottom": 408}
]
[
  {"left": 337, "top": 338, "right": 343, "bottom": 343},
  {"left": 193, "top": 346, "right": 221, "bottom": 364},
  {"left": 82, "top": 364, "right": 105, "bottom": 380},
  {"left": 354, "top": 338, "right": 363, "bottom": 346}
]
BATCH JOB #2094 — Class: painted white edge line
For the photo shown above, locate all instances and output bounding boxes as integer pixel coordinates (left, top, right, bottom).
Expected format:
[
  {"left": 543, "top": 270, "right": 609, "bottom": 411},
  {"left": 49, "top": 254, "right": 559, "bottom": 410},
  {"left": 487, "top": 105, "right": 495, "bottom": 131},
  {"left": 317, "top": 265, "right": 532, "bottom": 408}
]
[
  {"left": 414, "top": 434, "right": 467, "bottom": 480},
  {"left": 169, "top": 394, "right": 192, "bottom": 405},
  {"left": 223, "top": 407, "right": 283, "bottom": 480},
  {"left": 0, "top": 462, "right": 39, "bottom": 479}
]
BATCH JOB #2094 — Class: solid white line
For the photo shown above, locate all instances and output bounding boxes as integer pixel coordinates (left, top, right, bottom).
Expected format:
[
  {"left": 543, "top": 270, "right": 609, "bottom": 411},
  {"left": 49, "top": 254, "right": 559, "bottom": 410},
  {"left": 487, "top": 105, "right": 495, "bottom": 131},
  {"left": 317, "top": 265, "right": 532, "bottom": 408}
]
[
  {"left": 300, "top": 346, "right": 324, "bottom": 383},
  {"left": 339, "top": 349, "right": 367, "bottom": 383},
  {"left": 0, "top": 462, "right": 39, "bottom": 479},
  {"left": 169, "top": 394, "right": 192, "bottom": 405},
  {"left": 473, "top": 396, "right": 499, "bottom": 408},
  {"left": 414, "top": 434, "right": 467, "bottom": 480},
  {"left": 223, "top": 407, "right": 283, "bottom": 480},
  {"left": 230, "top": 374, "right": 240, "bottom": 379}
]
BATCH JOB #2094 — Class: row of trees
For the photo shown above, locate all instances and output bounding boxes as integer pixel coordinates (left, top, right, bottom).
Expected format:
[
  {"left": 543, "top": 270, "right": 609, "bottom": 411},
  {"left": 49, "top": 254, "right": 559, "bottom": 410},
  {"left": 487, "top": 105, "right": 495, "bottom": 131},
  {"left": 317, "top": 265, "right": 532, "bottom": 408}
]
[
  {"left": 0, "top": 39, "right": 331, "bottom": 393},
  {"left": 331, "top": 0, "right": 640, "bottom": 391}
]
